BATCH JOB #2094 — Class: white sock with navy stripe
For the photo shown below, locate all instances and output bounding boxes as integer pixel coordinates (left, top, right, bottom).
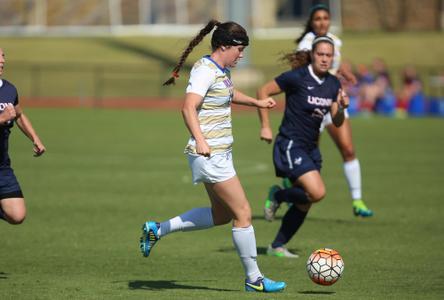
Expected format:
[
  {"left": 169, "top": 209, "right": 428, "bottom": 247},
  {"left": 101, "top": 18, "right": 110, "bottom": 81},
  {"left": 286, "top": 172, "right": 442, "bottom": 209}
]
[
  {"left": 232, "top": 225, "right": 263, "bottom": 282},
  {"left": 158, "top": 207, "right": 214, "bottom": 237}
]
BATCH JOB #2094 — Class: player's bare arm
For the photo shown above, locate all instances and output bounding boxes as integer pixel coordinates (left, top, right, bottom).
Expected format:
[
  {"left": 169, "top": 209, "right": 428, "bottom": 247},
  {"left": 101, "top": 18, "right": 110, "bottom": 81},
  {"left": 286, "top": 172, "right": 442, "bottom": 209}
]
[
  {"left": 257, "top": 80, "right": 283, "bottom": 144},
  {"left": 181, "top": 92, "right": 210, "bottom": 157}
]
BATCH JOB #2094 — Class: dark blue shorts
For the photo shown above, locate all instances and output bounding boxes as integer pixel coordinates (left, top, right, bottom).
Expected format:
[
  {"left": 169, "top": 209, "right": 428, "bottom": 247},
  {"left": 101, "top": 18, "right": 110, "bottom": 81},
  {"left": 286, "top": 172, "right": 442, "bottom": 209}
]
[
  {"left": 273, "top": 135, "right": 322, "bottom": 181},
  {"left": 0, "top": 167, "right": 23, "bottom": 200}
]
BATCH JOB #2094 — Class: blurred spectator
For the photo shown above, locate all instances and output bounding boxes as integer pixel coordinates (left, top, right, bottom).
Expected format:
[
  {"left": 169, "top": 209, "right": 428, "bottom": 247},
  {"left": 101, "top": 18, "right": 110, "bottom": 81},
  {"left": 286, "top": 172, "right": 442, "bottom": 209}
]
[
  {"left": 338, "top": 60, "right": 360, "bottom": 115},
  {"left": 359, "top": 58, "right": 395, "bottom": 114},
  {"left": 397, "top": 66, "right": 425, "bottom": 116}
]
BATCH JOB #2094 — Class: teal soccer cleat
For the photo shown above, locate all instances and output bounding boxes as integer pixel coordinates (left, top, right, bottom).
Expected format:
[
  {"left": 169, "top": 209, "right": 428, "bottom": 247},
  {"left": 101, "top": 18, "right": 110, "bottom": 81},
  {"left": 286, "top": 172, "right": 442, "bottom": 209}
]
[
  {"left": 245, "top": 277, "right": 286, "bottom": 293},
  {"left": 353, "top": 200, "right": 374, "bottom": 217},
  {"left": 140, "top": 221, "right": 160, "bottom": 257}
]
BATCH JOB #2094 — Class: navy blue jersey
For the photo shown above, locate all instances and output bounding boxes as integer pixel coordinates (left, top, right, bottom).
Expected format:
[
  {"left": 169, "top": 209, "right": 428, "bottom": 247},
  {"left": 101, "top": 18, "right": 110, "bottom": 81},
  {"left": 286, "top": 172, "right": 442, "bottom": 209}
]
[
  {"left": 275, "top": 65, "right": 340, "bottom": 150},
  {"left": 0, "top": 79, "right": 19, "bottom": 168}
]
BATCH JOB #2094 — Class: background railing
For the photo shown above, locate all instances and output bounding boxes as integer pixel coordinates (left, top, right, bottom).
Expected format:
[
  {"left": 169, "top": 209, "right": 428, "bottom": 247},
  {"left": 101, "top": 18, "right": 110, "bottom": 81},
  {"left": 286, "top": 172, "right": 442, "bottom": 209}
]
[{"left": 6, "top": 61, "right": 444, "bottom": 103}]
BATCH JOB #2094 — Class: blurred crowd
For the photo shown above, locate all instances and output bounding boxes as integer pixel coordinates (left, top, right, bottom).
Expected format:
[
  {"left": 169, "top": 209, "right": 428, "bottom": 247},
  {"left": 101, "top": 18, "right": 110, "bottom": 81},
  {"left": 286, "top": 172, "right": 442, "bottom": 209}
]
[{"left": 339, "top": 58, "right": 443, "bottom": 118}]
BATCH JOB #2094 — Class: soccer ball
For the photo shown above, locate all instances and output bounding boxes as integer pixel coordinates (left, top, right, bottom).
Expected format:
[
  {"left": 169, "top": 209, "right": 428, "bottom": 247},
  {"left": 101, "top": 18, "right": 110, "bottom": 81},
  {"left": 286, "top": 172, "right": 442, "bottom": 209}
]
[{"left": 306, "top": 248, "right": 344, "bottom": 286}]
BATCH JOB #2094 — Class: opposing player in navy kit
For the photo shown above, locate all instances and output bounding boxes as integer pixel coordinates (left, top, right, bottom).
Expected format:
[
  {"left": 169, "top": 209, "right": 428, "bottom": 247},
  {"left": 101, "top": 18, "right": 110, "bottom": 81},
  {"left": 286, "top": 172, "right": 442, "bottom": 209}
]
[
  {"left": 257, "top": 36, "right": 349, "bottom": 257},
  {"left": 0, "top": 48, "right": 46, "bottom": 225},
  {"left": 292, "top": 4, "right": 373, "bottom": 218}
]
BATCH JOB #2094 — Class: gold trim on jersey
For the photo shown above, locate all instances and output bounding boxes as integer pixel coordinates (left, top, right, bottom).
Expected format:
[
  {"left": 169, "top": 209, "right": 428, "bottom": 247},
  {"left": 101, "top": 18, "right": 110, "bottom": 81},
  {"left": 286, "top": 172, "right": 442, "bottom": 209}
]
[
  {"left": 184, "top": 143, "right": 232, "bottom": 155},
  {"left": 199, "top": 114, "right": 232, "bottom": 125},
  {"left": 202, "top": 128, "right": 232, "bottom": 139}
]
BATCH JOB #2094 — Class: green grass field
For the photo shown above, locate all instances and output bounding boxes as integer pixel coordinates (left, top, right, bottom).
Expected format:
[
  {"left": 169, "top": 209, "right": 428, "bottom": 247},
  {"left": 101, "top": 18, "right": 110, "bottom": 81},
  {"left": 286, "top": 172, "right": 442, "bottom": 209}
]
[{"left": 1, "top": 108, "right": 443, "bottom": 299}]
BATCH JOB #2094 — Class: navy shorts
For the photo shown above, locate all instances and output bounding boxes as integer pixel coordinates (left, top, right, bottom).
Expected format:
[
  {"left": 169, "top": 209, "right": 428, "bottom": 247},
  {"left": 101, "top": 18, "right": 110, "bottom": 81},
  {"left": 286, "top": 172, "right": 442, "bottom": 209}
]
[
  {"left": 0, "top": 167, "right": 23, "bottom": 200},
  {"left": 273, "top": 135, "right": 322, "bottom": 181}
]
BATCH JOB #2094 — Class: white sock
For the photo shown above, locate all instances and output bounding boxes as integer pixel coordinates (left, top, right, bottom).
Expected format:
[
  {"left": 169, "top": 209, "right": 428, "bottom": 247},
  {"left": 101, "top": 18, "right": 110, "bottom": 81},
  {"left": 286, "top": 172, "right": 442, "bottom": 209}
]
[
  {"left": 232, "top": 225, "right": 263, "bottom": 282},
  {"left": 343, "top": 158, "right": 362, "bottom": 200},
  {"left": 158, "top": 207, "right": 214, "bottom": 237}
]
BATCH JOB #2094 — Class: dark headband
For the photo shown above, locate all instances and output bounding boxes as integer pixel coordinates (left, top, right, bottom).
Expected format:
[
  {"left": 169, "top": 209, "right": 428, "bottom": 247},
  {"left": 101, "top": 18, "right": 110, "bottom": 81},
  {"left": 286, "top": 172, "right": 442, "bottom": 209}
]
[
  {"left": 212, "top": 28, "right": 249, "bottom": 47},
  {"left": 310, "top": 4, "right": 329, "bottom": 15}
]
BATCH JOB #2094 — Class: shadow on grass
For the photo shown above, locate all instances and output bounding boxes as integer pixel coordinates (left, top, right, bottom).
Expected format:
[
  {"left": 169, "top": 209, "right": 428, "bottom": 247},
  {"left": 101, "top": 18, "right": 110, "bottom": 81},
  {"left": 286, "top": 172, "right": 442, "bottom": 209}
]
[
  {"left": 252, "top": 215, "right": 282, "bottom": 221},
  {"left": 253, "top": 214, "right": 373, "bottom": 225},
  {"left": 128, "top": 280, "right": 237, "bottom": 292},
  {"left": 298, "top": 290, "right": 335, "bottom": 295},
  {"left": 0, "top": 272, "right": 8, "bottom": 279},
  {"left": 216, "top": 246, "right": 301, "bottom": 256}
]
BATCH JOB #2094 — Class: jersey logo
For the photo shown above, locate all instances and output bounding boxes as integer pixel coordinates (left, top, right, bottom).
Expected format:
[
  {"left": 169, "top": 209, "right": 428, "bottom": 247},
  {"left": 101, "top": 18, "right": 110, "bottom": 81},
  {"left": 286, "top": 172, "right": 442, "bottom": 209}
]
[
  {"left": 307, "top": 86, "right": 314, "bottom": 90},
  {"left": 312, "top": 108, "right": 325, "bottom": 119},
  {"left": 294, "top": 157, "right": 302, "bottom": 165}
]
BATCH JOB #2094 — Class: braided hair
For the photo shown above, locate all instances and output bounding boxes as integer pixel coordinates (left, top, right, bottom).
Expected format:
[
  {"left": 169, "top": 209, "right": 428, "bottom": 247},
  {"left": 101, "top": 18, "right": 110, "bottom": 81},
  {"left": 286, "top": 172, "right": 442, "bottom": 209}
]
[{"left": 163, "top": 20, "right": 249, "bottom": 86}]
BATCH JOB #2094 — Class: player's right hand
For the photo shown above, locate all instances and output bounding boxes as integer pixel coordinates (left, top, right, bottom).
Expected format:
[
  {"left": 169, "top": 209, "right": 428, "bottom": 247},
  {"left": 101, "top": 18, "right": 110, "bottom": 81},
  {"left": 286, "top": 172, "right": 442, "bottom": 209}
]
[
  {"left": 260, "top": 127, "right": 273, "bottom": 144},
  {"left": 196, "top": 140, "right": 211, "bottom": 157}
]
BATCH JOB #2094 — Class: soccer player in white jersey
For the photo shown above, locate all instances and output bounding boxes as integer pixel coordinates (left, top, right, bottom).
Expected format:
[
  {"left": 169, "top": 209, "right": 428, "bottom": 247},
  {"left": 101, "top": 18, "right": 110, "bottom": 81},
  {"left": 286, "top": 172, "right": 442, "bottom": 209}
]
[
  {"left": 264, "top": 4, "right": 373, "bottom": 225},
  {"left": 139, "top": 20, "right": 286, "bottom": 293}
]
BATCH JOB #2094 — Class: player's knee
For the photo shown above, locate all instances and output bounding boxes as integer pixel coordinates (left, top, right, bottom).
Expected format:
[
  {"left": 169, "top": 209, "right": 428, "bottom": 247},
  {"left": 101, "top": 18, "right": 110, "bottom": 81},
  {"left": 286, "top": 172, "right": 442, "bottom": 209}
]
[
  {"left": 233, "top": 206, "right": 252, "bottom": 226},
  {"left": 8, "top": 213, "right": 26, "bottom": 225},
  {"left": 309, "top": 188, "right": 326, "bottom": 203},
  {"left": 341, "top": 145, "right": 356, "bottom": 161}
]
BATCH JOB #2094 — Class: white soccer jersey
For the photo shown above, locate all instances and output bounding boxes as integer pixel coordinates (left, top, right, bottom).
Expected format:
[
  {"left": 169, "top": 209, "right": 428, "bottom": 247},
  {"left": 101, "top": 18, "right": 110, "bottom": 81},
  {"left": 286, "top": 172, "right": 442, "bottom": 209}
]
[
  {"left": 297, "top": 32, "right": 342, "bottom": 74},
  {"left": 184, "top": 56, "right": 234, "bottom": 155}
]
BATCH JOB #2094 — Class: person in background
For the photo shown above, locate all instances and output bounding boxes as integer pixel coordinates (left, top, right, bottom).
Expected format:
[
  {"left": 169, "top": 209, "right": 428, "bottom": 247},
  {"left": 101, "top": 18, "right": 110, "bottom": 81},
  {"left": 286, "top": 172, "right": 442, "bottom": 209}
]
[
  {"left": 263, "top": 5, "right": 373, "bottom": 236},
  {"left": 258, "top": 36, "right": 349, "bottom": 258}
]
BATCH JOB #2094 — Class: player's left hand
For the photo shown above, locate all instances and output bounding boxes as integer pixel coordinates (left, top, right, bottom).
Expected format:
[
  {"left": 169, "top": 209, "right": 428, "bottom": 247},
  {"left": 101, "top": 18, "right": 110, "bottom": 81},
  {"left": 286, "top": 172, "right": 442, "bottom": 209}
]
[
  {"left": 257, "top": 97, "right": 276, "bottom": 109},
  {"left": 337, "top": 89, "right": 349, "bottom": 109},
  {"left": 33, "top": 138, "right": 46, "bottom": 157}
]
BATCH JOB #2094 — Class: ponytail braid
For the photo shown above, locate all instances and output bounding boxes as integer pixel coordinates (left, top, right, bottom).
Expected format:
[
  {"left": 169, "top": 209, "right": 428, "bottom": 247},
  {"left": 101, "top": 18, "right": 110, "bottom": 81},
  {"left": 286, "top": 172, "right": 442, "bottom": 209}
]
[{"left": 163, "top": 19, "right": 221, "bottom": 86}]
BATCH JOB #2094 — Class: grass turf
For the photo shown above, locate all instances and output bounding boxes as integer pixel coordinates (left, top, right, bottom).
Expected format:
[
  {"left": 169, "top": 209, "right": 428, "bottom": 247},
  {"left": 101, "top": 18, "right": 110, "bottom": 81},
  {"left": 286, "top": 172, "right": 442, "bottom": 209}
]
[{"left": 0, "top": 108, "right": 443, "bottom": 299}]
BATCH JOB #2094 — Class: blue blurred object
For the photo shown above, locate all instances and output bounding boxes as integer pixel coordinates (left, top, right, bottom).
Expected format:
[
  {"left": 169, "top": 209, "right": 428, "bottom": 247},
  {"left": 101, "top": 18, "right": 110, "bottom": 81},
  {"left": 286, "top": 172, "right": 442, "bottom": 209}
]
[
  {"left": 408, "top": 92, "right": 427, "bottom": 117},
  {"left": 347, "top": 95, "right": 360, "bottom": 116},
  {"left": 429, "top": 97, "right": 444, "bottom": 117},
  {"left": 375, "top": 92, "right": 396, "bottom": 116}
]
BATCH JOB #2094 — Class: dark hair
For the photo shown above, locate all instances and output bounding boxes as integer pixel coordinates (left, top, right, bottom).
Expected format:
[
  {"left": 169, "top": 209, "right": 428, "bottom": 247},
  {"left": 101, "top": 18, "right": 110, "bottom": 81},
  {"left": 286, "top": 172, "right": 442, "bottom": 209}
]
[
  {"left": 295, "top": 4, "right": 330, "bottom": 44},
  {"left": 163, "top": 20, "right": 249, "bottom": 86},
  {"left": 283, "top": 36, "right": 334, "bottom": 69}
]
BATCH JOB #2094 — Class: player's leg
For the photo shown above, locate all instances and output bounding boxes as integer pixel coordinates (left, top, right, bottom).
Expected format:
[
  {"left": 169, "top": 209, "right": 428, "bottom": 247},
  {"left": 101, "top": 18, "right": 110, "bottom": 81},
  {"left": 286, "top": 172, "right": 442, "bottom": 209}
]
[
  {"left": 0, "top": 197, "right": 26, "bottom": 224},
  {"left": 326, "top": 119, "right": 373, "bottom": 217},
  {"left": 140, "top": 203, "right": 216, "bottom": 258},
  {"left": 268, "top": 171, "right": 324, "bottom": 258},
  {"left": 208, "top": 176, "right": 286, "bottom": 292}
]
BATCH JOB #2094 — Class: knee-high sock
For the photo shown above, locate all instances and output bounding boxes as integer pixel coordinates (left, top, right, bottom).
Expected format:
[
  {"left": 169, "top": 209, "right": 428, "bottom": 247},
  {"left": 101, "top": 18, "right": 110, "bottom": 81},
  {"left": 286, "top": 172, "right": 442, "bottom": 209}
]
[
  {"left": 271, "top": 205, "right": 308, "bottom": 248},
  {"left": 158, "top": 207, "right": 214, "bottom": 237},
  {"left": 275, "top": 186, "right": 310, "bottom": 204},
  {"left": 232, "top": 225, "right": 263, "bottom": 282},
  {"left": 343, "top": 159, "right": 362, "bottom": 200}
]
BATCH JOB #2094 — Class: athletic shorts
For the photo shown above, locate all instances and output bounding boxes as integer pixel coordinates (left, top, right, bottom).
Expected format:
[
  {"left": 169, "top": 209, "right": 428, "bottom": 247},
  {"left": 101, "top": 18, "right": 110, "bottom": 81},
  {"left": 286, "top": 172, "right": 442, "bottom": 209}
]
[
  {"left": 0, "top": 167, "right": 23, "bottom": 200},
  {"left": 273, "top": 136, "right": 322, "bottom": 182},
  {"left": 187, "top": 151, "right": 236, "bottom": 185},
  {"left": 320, "top": 109, "right": 349, "bottom": 132}
]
